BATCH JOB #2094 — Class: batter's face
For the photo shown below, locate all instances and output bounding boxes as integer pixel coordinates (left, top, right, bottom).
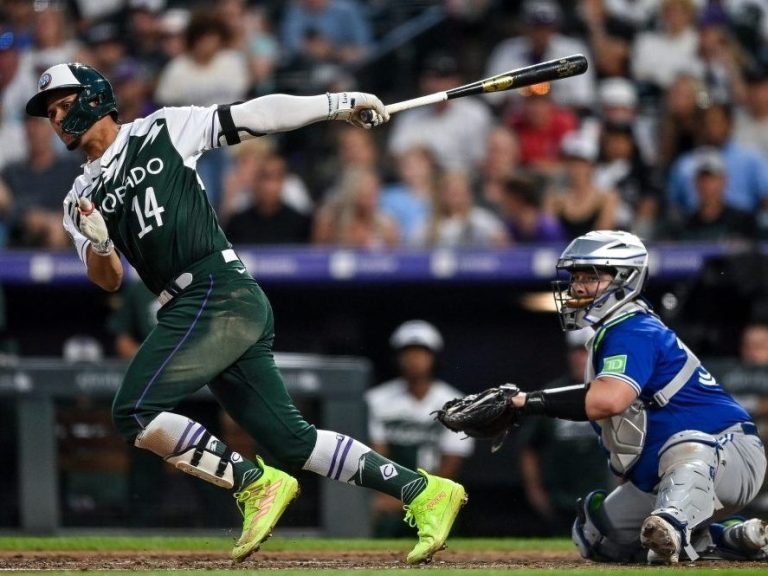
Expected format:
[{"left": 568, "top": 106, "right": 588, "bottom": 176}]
[{"left": 45, "top": 90, "right": 80, "bottom": 149}]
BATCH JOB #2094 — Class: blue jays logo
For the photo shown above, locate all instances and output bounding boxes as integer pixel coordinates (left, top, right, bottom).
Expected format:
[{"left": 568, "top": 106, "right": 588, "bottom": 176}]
[{"left": 39, "top": 73, "right": 52, "bottom": 90}]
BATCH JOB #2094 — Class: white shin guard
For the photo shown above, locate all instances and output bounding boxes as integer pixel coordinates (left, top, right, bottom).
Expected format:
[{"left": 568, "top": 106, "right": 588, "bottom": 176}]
[
  {"left": 134, "top": 411, "right": 236, "bottom": 489},
  {"left": 302, "top": 429, "right": 370, "bottom": 483}
]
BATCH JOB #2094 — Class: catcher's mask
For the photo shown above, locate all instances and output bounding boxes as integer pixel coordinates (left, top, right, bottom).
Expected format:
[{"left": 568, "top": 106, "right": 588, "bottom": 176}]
[
  {"left": 26, "top": 63, "right": 118, "bottom": 138},
  {"left": 552, "top": 230, "right": 648, "bottom": 331}
]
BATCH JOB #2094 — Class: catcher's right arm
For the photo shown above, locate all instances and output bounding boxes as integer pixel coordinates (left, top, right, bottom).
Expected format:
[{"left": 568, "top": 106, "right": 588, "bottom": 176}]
[{"left": 434, "top": 384, "right": 521, "bottom": 452}]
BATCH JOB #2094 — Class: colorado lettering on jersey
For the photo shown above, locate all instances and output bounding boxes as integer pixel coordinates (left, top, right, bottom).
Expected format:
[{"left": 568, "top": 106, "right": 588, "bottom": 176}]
[{"left": 100, "top": 157, "right": 164, "bottom": 214}]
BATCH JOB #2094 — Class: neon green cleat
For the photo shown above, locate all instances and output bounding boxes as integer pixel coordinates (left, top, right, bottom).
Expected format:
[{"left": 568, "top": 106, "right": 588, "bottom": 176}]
[
  {"left": 231, "top": 457, "right": 300, "bottom": 563},
  {"left": 403, "top": 470, "right": 468, "bottom": 564}
]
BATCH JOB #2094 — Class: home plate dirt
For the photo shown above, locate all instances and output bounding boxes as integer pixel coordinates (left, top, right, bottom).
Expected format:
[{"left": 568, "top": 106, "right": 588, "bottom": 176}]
[{"left": 2, "top": 549, "right": 766, "bottom": 570}]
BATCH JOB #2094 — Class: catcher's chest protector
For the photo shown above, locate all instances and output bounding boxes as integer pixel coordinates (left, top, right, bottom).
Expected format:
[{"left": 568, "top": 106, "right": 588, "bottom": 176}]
[{"left": 588, "top": 304, "right": 701, "bottom": 475}]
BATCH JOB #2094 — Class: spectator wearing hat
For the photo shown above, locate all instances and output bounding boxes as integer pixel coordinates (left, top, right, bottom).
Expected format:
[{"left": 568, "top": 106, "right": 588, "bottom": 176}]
[
  {"left": 596, "top": 76, "right": 656, "bottom": 165},
  {"left": 485, "top": 0, "right": 595, "bottom": 112},
  {"left": 696, "top": 5, "right": 747, "bottom": 105},
  {"left": 545, "top": 131, "right": 620, "bottom": 240},
  {"left": 664, "top": 147, "right": 758, "bottom": 241},
  {"left": 734, "top": 64, "right": 768, "bottom": 160},
  {"left": 365, "top": 320, "right": 474, "bottom": 537},
  {"left": 667, "top": 102, "right": 768, "bottom": 217},
  {"left": 388, "top": 51, "right": 492, "bottom": 172}
]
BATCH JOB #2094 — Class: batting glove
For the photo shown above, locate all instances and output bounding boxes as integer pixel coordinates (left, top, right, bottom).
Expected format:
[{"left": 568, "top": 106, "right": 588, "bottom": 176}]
[
  {"left": 327, "top": 92, "right": 389, "bottom": 129},
  {"left": 77, "top": 197, "right": 113, "bottom": 256}
]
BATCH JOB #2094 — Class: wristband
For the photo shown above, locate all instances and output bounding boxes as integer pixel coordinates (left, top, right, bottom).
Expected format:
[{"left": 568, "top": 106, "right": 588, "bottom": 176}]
[
  {"left": 522, "top": 383, "right": 590, "bottom": 421},
  {"left": 91, "top": 238, "right": 114, "bottom": 256}
]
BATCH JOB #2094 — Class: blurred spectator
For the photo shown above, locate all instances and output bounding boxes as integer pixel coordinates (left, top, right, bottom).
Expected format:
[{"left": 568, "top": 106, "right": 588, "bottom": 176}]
[
  {"left": 155, "top": 8, "right": 249, "bottom": 211},
  {"left": 317, "top": 124, "right": 381, "bottom": 202},
  {"left": 498, "top": 171, "right": 565, "bottom": 244},
  {"left": 224, "top": 154, "right": 311, "bottom": 245},
  {"left": 217, "top": 0, "right": 278, "bottom": 97},
  {"left": 125, "top": 0, "right": 168, "bottom": 75},
  {"left": 734, "top": 64, "right": 768, "bottom": 159},
  {"left": 667, "top": 102, "right": 768, "bottom": 217},
  {"left": 505, "top": 87, "right": 579, "bottom": 176},
  {"left": 631, "top": 0, "right": 700, "bottom": 98},
  {"left": 476, "top": 126, "right": 520, "bottom": 210},
  {"left": 79, "top": 19, "right": 130, "bottom": 80},
  {"left": 664, "top": 147, "right": 758, "bottom": 241},
  {"left": 0, "top": 28, "right": 36, "bottom": 170},
  {"left": 485, "top": 0, "right": 595, "bottom": 111},
  {"left": 595, "top": 76, "right": 656, "bottom": 165},
  {"left": 588, "top": 0, "right": 658, "bottom": 33},
  {"left": 280, "top": 0, "right": 371, "bottom": 67},
  {"left": 3, "top": 0, "right": 35, "bottom": 50},
  {"left": 518, "top": 327, "right": 612, "bottom": 535},
  {"left": 413, "top": 170, "right": 509, "bottom": 248},
  {"left": 312, "top": 167, "right": 399, "bottom": 248},
  {"left": 388, "top": 52, "right": 492, "bottom": 172},
  {"left": 379, "top": 146, "right": 438, "bottom": 246},
  {"left": 594, "top": 120, "right": 661, "bottom": 238},
  {"left": 657, "top": 72, "right": 707, "bottom": 169},
  {"left": 696, "top": 6, "right": 748, "bottom": 105},
  {"left": 545, "top": 131, "right": 620, "bottom": 240},
  {"left": 111, "top": 60, "right": 155, "bottom": 123},
  {"left": 366, "top": 320, "right": 474, "bottom": 537},
  {"left": 154, "top": 8, "right": 248, "bottom": 107},
  {"left": 24, "top": 3, "right": 82, "bottom": 74},
  {"left": 1, "top": 116, "right": 82, "bottom": 248},
  {"left": 580, "top": 0, "right": 637, "bottom": 79}
]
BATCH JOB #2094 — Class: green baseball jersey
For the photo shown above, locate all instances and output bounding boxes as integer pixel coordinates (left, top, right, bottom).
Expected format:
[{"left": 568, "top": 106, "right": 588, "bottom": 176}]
[{"left": 63, "top": 106, "right": 230, "bottom": 294}]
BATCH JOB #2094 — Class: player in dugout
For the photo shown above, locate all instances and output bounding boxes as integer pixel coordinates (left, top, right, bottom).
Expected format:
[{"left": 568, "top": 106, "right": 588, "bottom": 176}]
[
  {"left": 26, "top": 62, "right": 466, "bottom": 563},
  {"left": 437, "top": 230, "right": 768, "bottom": 564}
]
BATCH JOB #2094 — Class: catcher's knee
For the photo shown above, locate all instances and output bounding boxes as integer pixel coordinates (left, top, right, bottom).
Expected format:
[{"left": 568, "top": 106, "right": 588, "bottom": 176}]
[{"left": 572, "top": 490, "right": 645, "bottom": 563}]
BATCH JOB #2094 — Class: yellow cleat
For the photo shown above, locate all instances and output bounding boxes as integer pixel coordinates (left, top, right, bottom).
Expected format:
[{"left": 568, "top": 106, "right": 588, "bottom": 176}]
[
  {"left": 403, "top": 470, "right": 468, "bottom": 564},
  {"left": 231, "top": 457, "right": 300, "bottom": 562}
]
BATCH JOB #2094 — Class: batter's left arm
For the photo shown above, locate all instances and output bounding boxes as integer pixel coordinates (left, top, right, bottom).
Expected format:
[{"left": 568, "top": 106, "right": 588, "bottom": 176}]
[{"left": 217, "top": 92, "right": 390, "bottom": 145}]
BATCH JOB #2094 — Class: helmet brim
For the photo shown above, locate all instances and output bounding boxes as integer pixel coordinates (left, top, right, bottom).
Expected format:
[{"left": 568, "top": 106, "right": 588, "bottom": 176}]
[{"left": 25, "top": 85, "right": 83, "bottom": 117}]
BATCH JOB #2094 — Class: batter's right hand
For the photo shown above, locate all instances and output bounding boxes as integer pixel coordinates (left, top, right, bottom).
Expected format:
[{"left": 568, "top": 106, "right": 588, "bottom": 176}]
[{"left": 78, "top": 197, "right": 112, "bottom": 255}]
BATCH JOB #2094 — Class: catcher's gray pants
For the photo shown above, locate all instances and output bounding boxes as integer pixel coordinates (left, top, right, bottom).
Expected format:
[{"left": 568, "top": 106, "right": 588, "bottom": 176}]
[{"left": 597, "top": 423, "right": 766, "bottom": 560}]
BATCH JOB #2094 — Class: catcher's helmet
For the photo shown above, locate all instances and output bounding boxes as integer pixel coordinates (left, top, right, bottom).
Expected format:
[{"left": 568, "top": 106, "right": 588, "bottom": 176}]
[
  {"left": 390, "top": 320, "right": 443, "bottom": 353},
  {"left": 26, "top": 63, "right": 117, "bottom": 137},
  {"left": 552, "top": 230, "right": 649, "bottom": 331}
]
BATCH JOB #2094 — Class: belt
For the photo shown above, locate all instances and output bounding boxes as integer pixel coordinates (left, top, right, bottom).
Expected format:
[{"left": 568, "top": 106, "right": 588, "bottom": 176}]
[
  {"left": 741, "top": 421, "right": 759, "bottom": 436},
  {"left": 158, "top": 248, "right": 240, "bottom": 307}
]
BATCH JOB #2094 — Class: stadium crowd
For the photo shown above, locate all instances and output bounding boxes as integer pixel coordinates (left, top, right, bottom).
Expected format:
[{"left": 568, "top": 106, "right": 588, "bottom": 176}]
[{"left": 3, "top": 0, "right": 768, "bottom": 251}]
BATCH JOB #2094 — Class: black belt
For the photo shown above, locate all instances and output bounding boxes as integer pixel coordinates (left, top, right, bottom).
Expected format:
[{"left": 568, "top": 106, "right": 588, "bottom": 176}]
[{"left": 741, "top": 422, "right": 759, "bottom": 436}]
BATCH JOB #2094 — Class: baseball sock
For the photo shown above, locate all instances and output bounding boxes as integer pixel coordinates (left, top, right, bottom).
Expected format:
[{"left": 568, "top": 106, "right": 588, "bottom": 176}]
[
  {"left": 302, "top": 430, "right": 426, "bottom": 503},
  {"left": 352, "top": 451, "right": 427, "bottom": 504}
]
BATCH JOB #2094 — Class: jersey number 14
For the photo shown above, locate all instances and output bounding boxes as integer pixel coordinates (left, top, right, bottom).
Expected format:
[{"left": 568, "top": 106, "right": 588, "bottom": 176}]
[{"left": 132, "top": 187, "right": 165, "bottom": 239}]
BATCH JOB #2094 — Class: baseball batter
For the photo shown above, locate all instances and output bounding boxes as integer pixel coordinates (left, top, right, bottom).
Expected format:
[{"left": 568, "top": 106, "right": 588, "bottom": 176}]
[
  {"left": 438, "top": 230, "right": 768, "bottom": 563},
  {"left": 26, "top": 62, "right": 466, "bottom": 563}
]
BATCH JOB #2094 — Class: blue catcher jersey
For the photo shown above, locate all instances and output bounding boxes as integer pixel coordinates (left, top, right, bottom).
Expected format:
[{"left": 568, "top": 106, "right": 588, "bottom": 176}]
[{"left": 590, "top": 311, "right": 751, "bottom": 492}]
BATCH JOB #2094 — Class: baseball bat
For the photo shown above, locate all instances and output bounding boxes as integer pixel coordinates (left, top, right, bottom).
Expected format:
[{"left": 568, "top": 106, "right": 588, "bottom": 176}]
[{"left": 360, "top": 54, "right": 588, "bottom": 123}]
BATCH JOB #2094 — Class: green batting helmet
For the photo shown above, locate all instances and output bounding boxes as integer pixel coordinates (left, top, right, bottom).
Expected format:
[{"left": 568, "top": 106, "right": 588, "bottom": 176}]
[{"left": 26, "top": 63, "right": 118, "bottom": 137}]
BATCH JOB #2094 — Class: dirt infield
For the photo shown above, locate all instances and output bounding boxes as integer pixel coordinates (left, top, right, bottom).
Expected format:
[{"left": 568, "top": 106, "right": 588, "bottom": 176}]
[
  {"left": 2, "top": 549, "right": 767, "bottom": 570},
  {"left": 0, "top": 549, "right": 585, "bottom": 570}
]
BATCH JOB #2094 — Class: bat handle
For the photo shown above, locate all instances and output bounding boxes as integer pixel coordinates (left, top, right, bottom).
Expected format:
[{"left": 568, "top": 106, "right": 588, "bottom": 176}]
[{"left": 359, "top": 109, "right": 375, "bottom": 125}]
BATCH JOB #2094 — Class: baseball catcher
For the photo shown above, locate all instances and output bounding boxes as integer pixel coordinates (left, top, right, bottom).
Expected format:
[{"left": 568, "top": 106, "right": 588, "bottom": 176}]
[{"left": 437, "top": 230, "right": 768, "bottom": 564}]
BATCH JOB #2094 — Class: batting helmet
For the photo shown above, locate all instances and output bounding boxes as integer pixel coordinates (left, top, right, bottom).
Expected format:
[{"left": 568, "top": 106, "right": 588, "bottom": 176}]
[{"left": 26, "top": 63, "right": 118, "bottom": 137}]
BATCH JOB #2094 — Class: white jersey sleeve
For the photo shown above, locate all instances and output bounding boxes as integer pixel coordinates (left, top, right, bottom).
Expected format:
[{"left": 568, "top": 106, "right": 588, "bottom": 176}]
[{"left": 155, "top": 105, "right": 221, "bottom": 160}]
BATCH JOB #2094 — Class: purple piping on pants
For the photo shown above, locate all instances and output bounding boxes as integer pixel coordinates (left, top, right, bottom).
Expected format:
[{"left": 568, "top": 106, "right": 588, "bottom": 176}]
[{"left": 133, "top": 275, "right": 214, "bottom": 429}]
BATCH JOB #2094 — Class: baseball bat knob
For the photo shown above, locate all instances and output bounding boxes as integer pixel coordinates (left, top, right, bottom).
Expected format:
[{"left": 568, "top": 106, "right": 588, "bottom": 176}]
[{"left": 359, "top": 109, "right": 374, "bottom": 125}]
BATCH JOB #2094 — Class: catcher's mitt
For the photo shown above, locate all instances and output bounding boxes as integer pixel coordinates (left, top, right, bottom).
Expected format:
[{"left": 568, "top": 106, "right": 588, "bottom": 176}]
[{"left": 433, "top": 384, "right": 521, "bottom": 452}]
